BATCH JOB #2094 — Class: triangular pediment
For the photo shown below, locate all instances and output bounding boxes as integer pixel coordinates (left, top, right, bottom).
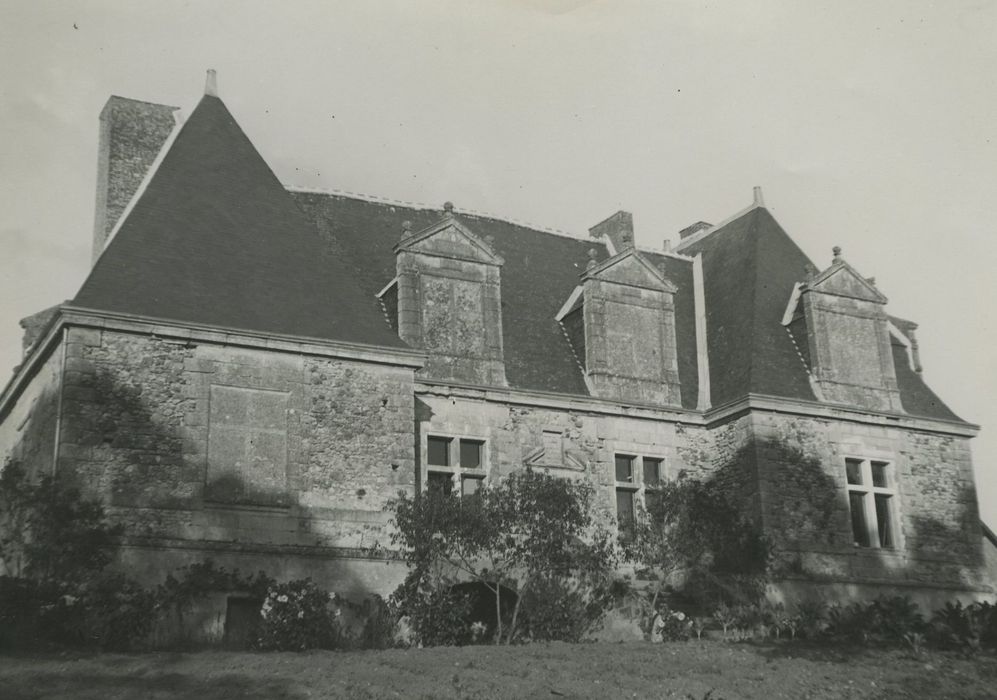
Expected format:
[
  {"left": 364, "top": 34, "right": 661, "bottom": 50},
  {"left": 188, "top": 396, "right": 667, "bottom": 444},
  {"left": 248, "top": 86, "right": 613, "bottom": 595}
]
[
  {"left": 583, "top": 250, "right": 676, "bottom": 292},
  {"left": 395, "top": 217, "right": 503, "bottom": 265},
  {"left": 809, "top": 262, "right": 888, "bottom": 303}
]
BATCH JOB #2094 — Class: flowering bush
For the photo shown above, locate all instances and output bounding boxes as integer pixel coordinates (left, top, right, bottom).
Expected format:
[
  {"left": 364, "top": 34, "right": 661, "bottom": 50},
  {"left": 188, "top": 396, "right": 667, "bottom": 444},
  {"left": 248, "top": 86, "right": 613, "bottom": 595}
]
[
  {"left": 254, "top": 579, "right": 343, "bottom": 651},
  {"left": 650, "top": 607, "right": 693, "bottom": 642}
]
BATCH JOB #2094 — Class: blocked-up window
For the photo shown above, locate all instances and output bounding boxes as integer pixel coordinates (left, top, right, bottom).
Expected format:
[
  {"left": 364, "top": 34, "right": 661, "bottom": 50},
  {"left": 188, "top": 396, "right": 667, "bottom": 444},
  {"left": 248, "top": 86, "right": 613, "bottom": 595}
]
[
  {"left": 206, "top": 385, "right": 290, "bottom": 506},
  {"left": 845, "top": 457, "right": 897, "bottom": 549},
  {"left": 424, "top": 435, "right": 486, "bottom": 496}
]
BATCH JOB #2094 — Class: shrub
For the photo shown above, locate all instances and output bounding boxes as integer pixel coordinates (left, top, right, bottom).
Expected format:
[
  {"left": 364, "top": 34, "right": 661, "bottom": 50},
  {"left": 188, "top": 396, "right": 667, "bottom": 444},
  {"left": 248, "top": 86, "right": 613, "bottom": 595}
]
[
  {"left": 255, "top": 579, "right": 344, "bottom": 651},
  {"left": 390, "top": 573, "right": 474, "bottom": 647},
  {"left": 352, "top": 595, "right": 397, "bottom": 650},
  {"left": 68, "top": 572, "right": 156, "bottom": 650},
  {"left": 517, "top": 575, "right": 613, "bottom": 643},
  {"left": 930, "top": 600, "right": 989, "bottom": 653},
  {"left": 651, "top": 606, "right": 694, "bottom": 642},
  {"left": 388, "top": 469, "right": 615, "bottom": 645},
  {"left": 794, "top": 598, "right": 827, "bottom": 639}
]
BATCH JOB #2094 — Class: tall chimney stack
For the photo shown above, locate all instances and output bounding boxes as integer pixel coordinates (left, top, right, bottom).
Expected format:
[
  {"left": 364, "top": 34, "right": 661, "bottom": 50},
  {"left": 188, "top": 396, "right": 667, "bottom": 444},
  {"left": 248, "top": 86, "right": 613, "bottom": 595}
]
[
  {"left": 588, "top": 210, "right": 634, "bottom": 254},
  {"left": 91, "top": 97, "right": 180, "bottom": 265}
]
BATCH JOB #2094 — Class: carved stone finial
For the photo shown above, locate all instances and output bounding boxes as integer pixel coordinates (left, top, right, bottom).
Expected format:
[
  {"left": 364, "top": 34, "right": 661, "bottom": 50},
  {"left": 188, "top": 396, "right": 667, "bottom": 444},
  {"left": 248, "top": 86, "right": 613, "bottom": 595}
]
[
  {"left": 484, "top": 234, "right": 496, "bottom": 249},
  {"left": 401, "top": 220, "right": 412, "bottom": 237},
  {"left": 866, "top": 276, "right": 876, "bottom": 286},
  {"left": 621, "top": 231, "right": 634, "bottom": 249},
  {"left": 832, "top": 246, "right": 842, "bottom": 263},
  {"left": 443, "top": 201, "right": 454, "bottom": 216},
  {"left": 586, "top": 248, "right": 598, "bottom": 270},
  {"left": 805, "top": 263, "right": 818, "bottom": 281}
]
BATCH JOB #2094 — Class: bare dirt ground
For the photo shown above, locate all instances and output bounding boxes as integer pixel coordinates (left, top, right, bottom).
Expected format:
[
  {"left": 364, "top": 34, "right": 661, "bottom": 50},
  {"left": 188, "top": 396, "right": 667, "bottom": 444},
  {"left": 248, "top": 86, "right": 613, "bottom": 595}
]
[{"left": 3, "top": 640, "right": 996, "bottom": 699}]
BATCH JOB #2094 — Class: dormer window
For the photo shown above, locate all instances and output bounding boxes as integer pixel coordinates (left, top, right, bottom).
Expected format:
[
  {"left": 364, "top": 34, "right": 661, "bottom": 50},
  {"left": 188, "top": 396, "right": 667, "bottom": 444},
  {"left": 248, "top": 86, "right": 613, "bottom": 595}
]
[
  {"left": 556, "top": 246, "right": 682, "bottom": 407},
  {"left": 393, "top": 205, "right": 506, "bottom": 387}
]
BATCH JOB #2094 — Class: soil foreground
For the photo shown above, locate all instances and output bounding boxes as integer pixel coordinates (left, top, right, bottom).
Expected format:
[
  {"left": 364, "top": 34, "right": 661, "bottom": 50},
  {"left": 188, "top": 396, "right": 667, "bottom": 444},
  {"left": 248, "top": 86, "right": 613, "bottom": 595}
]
[{"left": 2, "top": 640, "right": 996, "bottom": 699}]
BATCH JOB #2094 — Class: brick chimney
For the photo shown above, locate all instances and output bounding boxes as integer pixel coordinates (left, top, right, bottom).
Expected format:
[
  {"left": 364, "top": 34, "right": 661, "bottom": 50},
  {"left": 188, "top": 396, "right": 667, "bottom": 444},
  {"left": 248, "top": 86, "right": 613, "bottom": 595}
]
[
  {"left": 92, "top": 96, "right": 180, "bottom": 265},
  {"left": 679, "top": 221, "right": 712, "bottom": 240},
  {"left": 588, "top": 210, "right": 634, "bottom": 253}
]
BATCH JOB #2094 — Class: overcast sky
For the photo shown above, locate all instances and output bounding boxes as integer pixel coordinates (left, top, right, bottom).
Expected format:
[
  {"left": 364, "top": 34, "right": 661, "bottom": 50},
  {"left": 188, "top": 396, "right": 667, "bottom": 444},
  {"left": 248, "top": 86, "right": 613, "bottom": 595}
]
[{"left": 1, "top": 0, "right": 995, "bottom": 527}]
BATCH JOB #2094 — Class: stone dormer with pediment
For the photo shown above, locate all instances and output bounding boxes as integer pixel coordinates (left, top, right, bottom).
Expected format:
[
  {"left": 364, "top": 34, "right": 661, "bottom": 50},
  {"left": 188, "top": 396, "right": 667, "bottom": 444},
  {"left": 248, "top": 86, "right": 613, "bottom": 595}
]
[
  {"left": 392, "top": 203, "right": 507, "bottom": 386},
  {"left": 796, "top": 247, "right": 903, "bottom": 413},
  {"left": 559, "top": 244, "right": 682, "bottom": 406}
]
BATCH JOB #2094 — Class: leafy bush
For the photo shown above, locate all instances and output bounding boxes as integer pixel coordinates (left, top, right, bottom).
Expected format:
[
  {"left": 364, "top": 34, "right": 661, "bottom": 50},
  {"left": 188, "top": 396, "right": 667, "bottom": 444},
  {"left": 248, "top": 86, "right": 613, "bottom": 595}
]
[
  {"left": 517, "top": 574, "right": 613, "bottom": 643},
  {"left": 825, "top": 596, "right": 925, "bottom": 646},
  {"left": 794, "top": 598, "right": 827, "bottom": 639},
  {"left": 651, "top": 606, "right": 694, "bottom": 642},
  {"left": 388, "top": 468, "right": 616, "bottom": 645},
  {"left": 390, "top": 572, "right": 474, "bottom": 647},
  {"left": 66, "top": 572, "right": 156, "bottom": 650},
  {"left": 255, "top": 579, "right": 344, "bottom": 651},
  {"left": 0, "top": 461, "right": 122, "bottom": 583},
  {"left": 622, "top": 472, "right": 770, "bottom": 613},
  {"left": 351, "top": 594, "right": 397, "bottom": 650},
  {"left": 930, "top": 600, "right": 995, "bottom": 653}
]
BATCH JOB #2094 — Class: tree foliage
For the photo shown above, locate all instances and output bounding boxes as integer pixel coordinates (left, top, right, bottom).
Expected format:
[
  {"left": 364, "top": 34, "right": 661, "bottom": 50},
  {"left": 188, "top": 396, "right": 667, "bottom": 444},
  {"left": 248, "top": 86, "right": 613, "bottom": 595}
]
[
  {"left": 623, "top": 471, "right": 770, "bottom": 606},
  {"left": 389, "top": 468, "right": 616, "bottom": 644},
  {"left": 0, "top": 460, "right": 122, "bottom": 582}
]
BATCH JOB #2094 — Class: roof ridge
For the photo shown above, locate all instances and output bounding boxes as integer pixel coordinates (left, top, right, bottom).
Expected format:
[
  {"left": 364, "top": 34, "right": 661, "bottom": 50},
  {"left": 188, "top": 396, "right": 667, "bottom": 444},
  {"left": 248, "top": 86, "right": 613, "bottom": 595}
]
[{"left": 285, "top": 185, "right": 602, "bottom": 244}]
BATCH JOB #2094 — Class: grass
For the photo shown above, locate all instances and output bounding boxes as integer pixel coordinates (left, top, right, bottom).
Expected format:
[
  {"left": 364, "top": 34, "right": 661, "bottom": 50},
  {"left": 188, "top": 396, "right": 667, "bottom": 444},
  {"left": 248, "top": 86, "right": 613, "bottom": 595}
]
[{"left": 3, "top": 640, "right": 997, "bottom": 699}]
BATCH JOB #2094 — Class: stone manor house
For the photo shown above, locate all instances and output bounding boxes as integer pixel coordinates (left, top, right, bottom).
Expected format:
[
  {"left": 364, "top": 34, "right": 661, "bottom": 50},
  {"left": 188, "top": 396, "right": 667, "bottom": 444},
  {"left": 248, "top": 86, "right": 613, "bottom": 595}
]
[{"left": 2, "top": 73, "right": 994, "bottom": 609}]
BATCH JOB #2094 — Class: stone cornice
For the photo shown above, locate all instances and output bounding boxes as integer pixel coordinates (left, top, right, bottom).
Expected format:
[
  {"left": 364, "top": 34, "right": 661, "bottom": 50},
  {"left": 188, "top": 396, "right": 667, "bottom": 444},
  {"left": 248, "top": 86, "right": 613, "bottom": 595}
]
[
  {"left": 705, "top": 393, "right": 979, "bottom": 438},
  {"left": 0, "top": 306, "right": 426, "bottom": 420},
  {"left": 415, "top": 381, "right": 979, "bottom": 438}
]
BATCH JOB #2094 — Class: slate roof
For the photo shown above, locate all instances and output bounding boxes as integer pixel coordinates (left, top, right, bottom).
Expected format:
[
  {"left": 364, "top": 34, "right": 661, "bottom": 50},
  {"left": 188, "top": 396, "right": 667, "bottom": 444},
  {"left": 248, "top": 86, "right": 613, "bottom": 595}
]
[
  {"left": 68, "top": 90, "right": 962, "bottom": 422},
  {"left": 291, "top": 192, "right": 703, "bottom": 408},
  {"left": 73, "top": 95, "right": 405, "bottom": 350},
  {"left": 680, "top": 206, "right": 963, "bottom": 422}
]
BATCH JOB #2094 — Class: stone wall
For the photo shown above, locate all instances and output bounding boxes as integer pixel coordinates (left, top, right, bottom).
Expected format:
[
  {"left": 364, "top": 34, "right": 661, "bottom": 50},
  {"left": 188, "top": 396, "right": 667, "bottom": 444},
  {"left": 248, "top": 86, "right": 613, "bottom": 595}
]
[
  {"left": 0, "top": 342, "right": 62, "bottom": 479},
  {"left": 55, "top": 327, "right": 416, "bottom": 593},
  {"left": 749, "top": 411, "right": 989, "bottom": 594},
  {"left": 415, "top": 389, "right": 709, "bottom": 528}
]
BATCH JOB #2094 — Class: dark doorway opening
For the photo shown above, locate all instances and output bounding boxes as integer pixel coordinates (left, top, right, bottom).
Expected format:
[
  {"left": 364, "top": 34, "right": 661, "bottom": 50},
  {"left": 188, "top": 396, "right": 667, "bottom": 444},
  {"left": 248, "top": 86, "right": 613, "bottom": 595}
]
[{"left": 223, "top": 596, "right": 262, "bottom": 649}]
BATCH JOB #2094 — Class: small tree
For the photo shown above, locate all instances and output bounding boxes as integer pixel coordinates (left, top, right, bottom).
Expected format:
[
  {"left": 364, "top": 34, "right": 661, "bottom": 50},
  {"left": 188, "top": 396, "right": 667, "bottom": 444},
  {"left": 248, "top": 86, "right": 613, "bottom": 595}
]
[
  {"left": 389, "top": 468, "right": 616, "bottom": 644},
  {"left": 623, "top": 472, "right": 770, "bottom": 609},
  {"left": 0, "top": 460, "right": 122, "bottom": 582}
]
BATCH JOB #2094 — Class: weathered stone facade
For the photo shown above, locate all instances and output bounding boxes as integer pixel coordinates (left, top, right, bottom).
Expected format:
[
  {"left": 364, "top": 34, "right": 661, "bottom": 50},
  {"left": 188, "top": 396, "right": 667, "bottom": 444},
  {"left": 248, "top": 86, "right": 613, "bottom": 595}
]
[{"left": 1, "top": 81, "right": 991, "bottom": 627}]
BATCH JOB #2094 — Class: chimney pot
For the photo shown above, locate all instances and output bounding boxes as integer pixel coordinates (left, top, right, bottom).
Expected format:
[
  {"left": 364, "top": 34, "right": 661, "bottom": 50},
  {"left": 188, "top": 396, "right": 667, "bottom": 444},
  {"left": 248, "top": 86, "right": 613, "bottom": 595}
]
[
  {"left": 205, "top": 69, "right": 218, "bottom": 97},
  {"left": 662, "top": 239, "right": 672, "bottom": 252}
]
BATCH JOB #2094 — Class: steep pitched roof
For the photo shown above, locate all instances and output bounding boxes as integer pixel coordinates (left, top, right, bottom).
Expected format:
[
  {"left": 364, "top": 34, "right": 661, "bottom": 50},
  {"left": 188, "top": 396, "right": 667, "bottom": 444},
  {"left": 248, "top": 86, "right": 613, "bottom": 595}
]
[
  {"left": 73, "top": 95, "right": 404, "bottom": 349},
  {"left": 681, "top": 206, "right": 963, "bottom": 422},
  {"left": 291, "top": 193, "right": 702, "bottom": 407},
  {"left": 680, "top": 207, "right": 815, "bottom": 406}
]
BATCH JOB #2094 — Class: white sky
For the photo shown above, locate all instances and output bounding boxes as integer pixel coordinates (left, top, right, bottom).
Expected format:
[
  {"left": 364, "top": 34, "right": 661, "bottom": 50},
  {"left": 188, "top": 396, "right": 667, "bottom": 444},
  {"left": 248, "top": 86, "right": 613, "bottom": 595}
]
[{"left": 1, "top": 0, "right": 994, "bottom": 528}]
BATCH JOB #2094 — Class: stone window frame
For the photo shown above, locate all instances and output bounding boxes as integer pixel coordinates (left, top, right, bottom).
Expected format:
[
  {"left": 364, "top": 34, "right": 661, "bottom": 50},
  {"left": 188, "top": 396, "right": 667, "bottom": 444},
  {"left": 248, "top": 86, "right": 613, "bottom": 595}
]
[
  {"left": 423, "top": 432, "right": 489, "bottom": 497},
  {"left": 843, "top": 455, "right": 900, "bottom": 550},
  {"left": 613, "top": 449, "right": 667, "bottom": 536}
]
